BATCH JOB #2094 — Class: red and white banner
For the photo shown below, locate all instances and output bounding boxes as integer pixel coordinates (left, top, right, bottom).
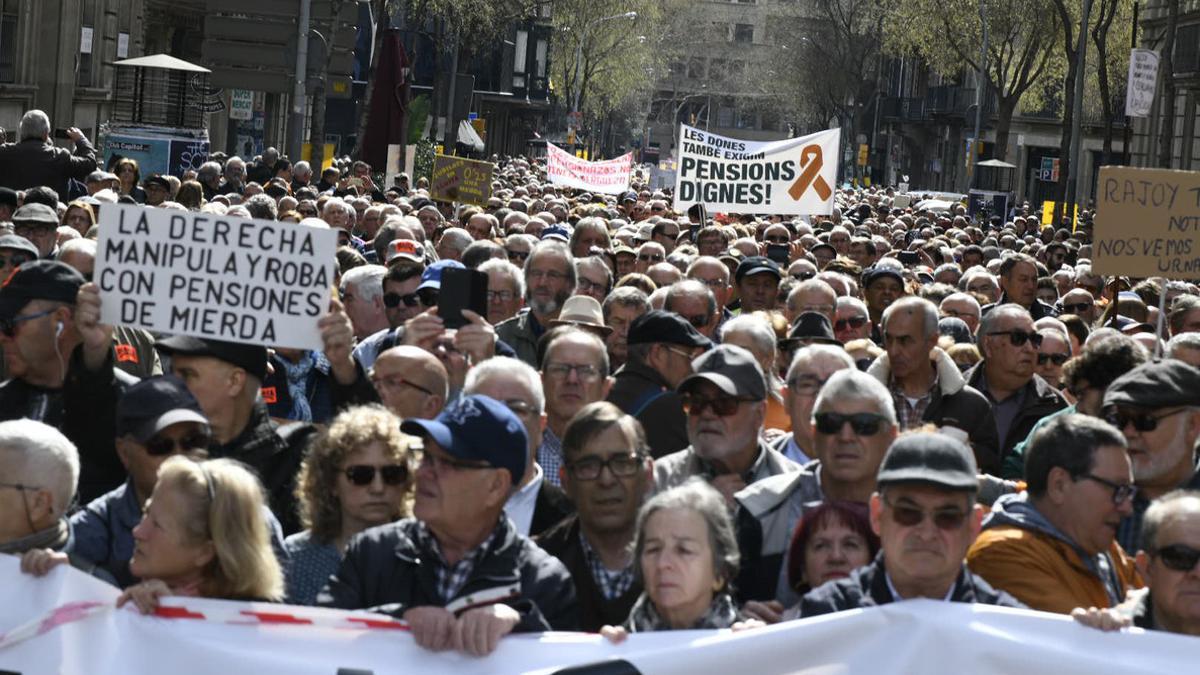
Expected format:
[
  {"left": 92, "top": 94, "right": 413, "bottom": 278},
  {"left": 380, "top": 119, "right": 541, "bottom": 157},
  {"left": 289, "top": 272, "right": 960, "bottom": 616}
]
[
  {"left": 1, "top": 556, "right": 1196, "bottom": 674},
  {"left": 546, "top": 143, "right": 633, "bottom": 195}
]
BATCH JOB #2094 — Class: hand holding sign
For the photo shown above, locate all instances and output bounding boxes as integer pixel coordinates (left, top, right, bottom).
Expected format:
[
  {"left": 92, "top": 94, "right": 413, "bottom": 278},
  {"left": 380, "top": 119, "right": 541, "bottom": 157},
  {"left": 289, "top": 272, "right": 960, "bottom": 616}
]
[
  {"left": 74, "top": 282, "right": 113, "bottom": 373},
  {"left": 318, "top": 297, "right": 357, "bottom": 386}
]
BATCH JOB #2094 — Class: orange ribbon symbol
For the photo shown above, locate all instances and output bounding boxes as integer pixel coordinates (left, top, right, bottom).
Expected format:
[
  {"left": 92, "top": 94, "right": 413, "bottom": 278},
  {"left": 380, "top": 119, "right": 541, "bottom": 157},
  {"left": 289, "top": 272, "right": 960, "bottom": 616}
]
[{"left": 789, "top": 144, "right": 832, "bottom": 202}]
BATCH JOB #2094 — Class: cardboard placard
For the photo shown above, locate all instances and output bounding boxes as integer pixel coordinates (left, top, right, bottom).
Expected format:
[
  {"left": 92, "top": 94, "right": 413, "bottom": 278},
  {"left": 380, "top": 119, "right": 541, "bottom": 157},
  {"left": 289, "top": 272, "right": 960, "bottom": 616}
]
[
  {"left": 1093, "top": 166, "right": 1200, "bottom": 278},
  {"left": 94, "top": 205, "right": 337, "bottom": 349},
  {"left": 430, "top": 155, "right": 493, "bottom": 206}
]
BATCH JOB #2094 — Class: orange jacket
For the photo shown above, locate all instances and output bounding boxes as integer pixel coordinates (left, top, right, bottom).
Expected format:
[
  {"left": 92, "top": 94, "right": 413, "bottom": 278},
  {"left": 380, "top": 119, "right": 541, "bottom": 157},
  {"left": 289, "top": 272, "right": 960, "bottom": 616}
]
[{"left": 967, "top": 525, "right": 1143, "bottom": 614}]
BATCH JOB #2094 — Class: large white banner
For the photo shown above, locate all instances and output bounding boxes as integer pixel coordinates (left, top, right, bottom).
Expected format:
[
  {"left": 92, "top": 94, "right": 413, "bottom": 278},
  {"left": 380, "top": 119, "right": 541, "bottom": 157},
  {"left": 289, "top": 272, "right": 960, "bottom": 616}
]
[
  {"left": 674, "top": 125, "right": 840, "bottom": 216},
  {"left": 1125, "top": 49, "right": 1160, "bottom": 118},
  {"left": 2, "top": 556, "right": 1197, "bottom": 674},
  {"left": 546, "top": 143, "right": 634, "bottom": 194},
  {"left": 94, "top": 204, "right": 337, "bottom": 350}
]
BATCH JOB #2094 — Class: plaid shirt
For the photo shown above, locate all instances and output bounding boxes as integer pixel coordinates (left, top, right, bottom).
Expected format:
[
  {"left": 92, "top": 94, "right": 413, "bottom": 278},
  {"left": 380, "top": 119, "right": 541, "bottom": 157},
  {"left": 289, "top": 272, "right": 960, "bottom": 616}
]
[
  {"left": 538, "top": 428, "right": 564, "bottom": 488},
  {"left": 890, "top": 372, "right": 939, "bottom": 430},
  {"left": 414, "top": 521, "right": 500, "bottom": 603},
  {"left": 578, "top": 533, "right": 635, "bottom": 601}
]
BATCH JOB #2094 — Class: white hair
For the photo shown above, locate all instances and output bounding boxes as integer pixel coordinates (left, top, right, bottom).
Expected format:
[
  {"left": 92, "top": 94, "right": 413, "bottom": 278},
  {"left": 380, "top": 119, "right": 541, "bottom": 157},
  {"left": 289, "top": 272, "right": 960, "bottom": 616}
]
[
  {"left": 463, "top": 356, "right": 546, "bottom": 413},
  {"left": 478, "top": 258, "right": 525, "bottom": 298},
  {"left": 0, "top": 419, "right": 80, "bottom": 515},
  {"left": 341, "top": 264, "right": 387, "bottom": 305},
  {"left": 19, "top": 110, "right": 50, "bottom": 141},
  {"left": 57, "top": 237, "right": 97, "bottom": 258}
]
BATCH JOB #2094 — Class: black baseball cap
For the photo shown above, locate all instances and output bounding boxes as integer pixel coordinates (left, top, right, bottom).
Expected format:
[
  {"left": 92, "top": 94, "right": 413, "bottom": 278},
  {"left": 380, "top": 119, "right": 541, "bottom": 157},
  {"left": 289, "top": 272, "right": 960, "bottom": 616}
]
[
  {"left": 0, "top": 260, "right": 84, "bottom": 321},
  {"left": 780, "top": 312, "right": 841, "bottom": 348},
  {"left": 1103, "top": 360, "right": 1200, "bottom": 411},
  {"left": 876, "top": 432, "right": 978, "bottom": 491},
  {"left": 401, "top": 394, "right": 527, "bottom": 485},
  {"left": 627, "top": 309, "right": 712, "bottom": 349},
  {"left": 735, "top": 256, "right": 782, "bottom": 283},
  {"left": 116, "top": 375, "right": 209, "bottom": 443},
  {"left": 863, "top": 266, "right": 904, "bottom": 289},
  {"left": 678, "top": 344, "right": 766, "bottom": 400},
  {"left": 144, "top": 175, "right": 171, "bottom": 190},
  {"left": 155, "top": 335, "right": 269, "bottom": 381}
]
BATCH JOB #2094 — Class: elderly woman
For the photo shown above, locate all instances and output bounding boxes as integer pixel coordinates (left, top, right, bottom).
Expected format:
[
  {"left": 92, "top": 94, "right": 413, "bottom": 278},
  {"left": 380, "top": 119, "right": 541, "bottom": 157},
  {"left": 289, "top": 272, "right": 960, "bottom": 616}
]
[
  {"left": 117, "top": 456, "right": 283, "bottom": 612},
  {"left": 62, "top": 200, "right": 96, "bottom": 236},
  {"left": 602, "top": 481, "right": 760, "bottom": 640},
  {"left": 786, "top": 501, "right": 879, "bottom": 596},
  {"left": 112, "top": 157, "right": 146, "bottom": 203},
  {"left": 283, "top": 405, "right": 415, "bottom": 605}
]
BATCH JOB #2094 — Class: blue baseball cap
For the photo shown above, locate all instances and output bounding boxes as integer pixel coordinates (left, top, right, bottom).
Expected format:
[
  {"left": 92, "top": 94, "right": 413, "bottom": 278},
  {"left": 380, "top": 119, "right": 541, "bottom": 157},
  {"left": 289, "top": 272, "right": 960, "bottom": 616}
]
[
  {"left": 401, "top": 394, "right": 528, "bottom": 484},
  {"left": 540, "top": 225, "right": 570, "bottom": 242},
  {"left": 417, "top": 259, "right": 465, "bottom": 292}
]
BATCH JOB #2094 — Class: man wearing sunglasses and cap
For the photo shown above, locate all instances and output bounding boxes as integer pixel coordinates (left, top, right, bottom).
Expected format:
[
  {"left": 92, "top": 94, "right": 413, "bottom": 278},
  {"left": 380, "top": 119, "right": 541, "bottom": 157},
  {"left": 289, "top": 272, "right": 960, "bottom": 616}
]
[
  {"left": 319, "top": 394, "right": 578, "bottom": 656},
  {"left": 797, "top": 431, "right": 1024, "bottom": 616},
  {"left": 967, "top": 414, "right": 1142, "bottom": 614}
]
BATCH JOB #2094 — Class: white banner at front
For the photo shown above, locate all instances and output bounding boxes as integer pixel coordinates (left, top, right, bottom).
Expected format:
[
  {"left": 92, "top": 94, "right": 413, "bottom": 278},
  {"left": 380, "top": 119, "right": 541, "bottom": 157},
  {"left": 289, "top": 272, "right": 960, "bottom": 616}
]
[
  {"left": 2, "top": 556, "right": 1197, "bottom": 674},
  {"left": 674, "top": 125, "right": 840, "bottom": 216},
  {"left": 1126, "top": 49, "right": 1160, "bottom": 118},
  {"left": 546, "top": 143, "right": 633, "bottom": 194}
]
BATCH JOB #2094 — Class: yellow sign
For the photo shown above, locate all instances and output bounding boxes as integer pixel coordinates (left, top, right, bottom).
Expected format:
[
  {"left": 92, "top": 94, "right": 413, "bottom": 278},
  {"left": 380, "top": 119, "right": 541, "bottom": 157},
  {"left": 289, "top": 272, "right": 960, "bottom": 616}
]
[
  {"left": 1040, "top": 201, "right": 1079, "bottom": 226},
  {"left": 857, "top": 143, "right": 869, "bottom": 166},
  {"left": 1093, "top": 166, "right": 1200, "bottom": 279},
  {"left": 430, "top": 154, "right": 494, "bottom": 206},
  {"left": 300, "top": 143, "right": 336, "bottom": 171}
]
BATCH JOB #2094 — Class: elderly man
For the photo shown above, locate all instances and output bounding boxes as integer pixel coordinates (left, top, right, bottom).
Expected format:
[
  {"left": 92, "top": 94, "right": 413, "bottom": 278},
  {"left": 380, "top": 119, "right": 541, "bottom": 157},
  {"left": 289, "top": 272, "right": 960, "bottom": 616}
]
[
  {"left": 634, "top": 241, "right": 666, "bottom": 275},
  {"left": 833, "top": 296, "right": 873, "bottom": 344},
  {"left": 368, "top": 345, "right": 448, "bottom": 420},
  {"left": 771, "top": 345, "right": 856, "bottom": 465},
  {"left": 574, "top": 256, "right": 613, "bottom": 304},
  {"left": 463, "top": 359, "right": 574, "bottom": 538},
  {"left": 0, "top": 419, "right": 111, "bottom": 581},
  {"left": 1102, "top": 360, "right": 1200, "bottom": 554},
  {"left": 340, "top": 265, "right": 390, "bottom": 340},
  {"left": 939, "top": 292, "right": 982, "bottom": 335},
  {"left": 654, "top": 345, "right": 797, "bottom": 504},
  {"left": 536, "top": 402, "right": 651, "bottom": 631},
  {"left": 981, "top": 253, "right": 1058, "bottom": 319},
  {"left": 968, "top": 415, "right": 1142, "bottom": 613},
  {"left": 537, "top": 330, "right": 612, "bottom": 488},
  {"left": 348, "top": 258, "right": 427, "bottom": 371},
  {"left": 319, "top": 395, "right": 578, "bottom": 655},
  {"left": 1059, "top": 287, "right": 1098, "bottom": 324},
  {"left": 1168, "top": 295, "right": 1200, "bottom": 337},
  {"left": 466, "top": 212, "right": 499, "bottom": 241},
  {"left": 664, "top": 280, "right": 720, "bottom": 340},
  {"left": 607, "top": 310, "right": 710, "bottom": 458},
  {"left": 13, "top": 203, "right": 61, "bottom": 259},
  {"left": 497, "top": 240, "right": 575, "bottom": 366},
  {"left": 966, "top": 304, "right": 1067, "bottom": 466},
  {"left": 868, "top": 297, "right": 999, "bottom": 472},
  {"left": 479, "top": 258, "right": 525, "bottom": 326},
  {"left": 785, "top": 279, "right": 837, "bottom": 327},
  {"left": 219, "top": 156, "right": 247, "bottom": 195},
  {"left": 734, "top": 256, "right": 782, "bottom": 313},
  {"left": 602, "top": 287, "right": 650, "bottom": 373},
  {"left": 0, "top": 110, "right": 96, "bottom": 196},
  {"left": 799, "top": 432, "right": 1023, "bottom": 614},
  {"left": 687, "top": 255, "right": 735, "bottom": 331}
]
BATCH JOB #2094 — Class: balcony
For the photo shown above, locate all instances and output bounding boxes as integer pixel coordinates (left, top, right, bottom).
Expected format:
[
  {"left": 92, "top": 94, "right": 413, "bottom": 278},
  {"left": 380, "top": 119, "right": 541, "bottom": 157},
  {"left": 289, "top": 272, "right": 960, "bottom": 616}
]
[{"left": 881, "top": 96, "right": 926, "bottom": 122}]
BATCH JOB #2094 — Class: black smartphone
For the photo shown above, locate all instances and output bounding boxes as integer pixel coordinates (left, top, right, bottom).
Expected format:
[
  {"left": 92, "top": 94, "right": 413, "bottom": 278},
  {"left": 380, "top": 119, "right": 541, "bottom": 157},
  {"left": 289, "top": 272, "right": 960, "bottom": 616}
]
[
  {"left": 438, "top": 267, "right": 488, "bottom": 329},
  {"left": 897, "top": 250, "right": 920, "bottom": 267},
  {"left": 53, "top": 127, "right": 71, "bottom": 139},
  {"left": 767, "top": 243, "right": 790, "bottom": 265}
]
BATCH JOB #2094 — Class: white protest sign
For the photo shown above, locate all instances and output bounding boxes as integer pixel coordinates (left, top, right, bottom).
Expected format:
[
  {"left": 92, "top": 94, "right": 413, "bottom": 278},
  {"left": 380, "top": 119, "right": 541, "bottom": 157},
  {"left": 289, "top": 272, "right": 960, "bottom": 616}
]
[
  {"left": 674, "top": 125, "right": 841, "bottom": 215},
  {"left": 546, "top": 142, "right": 633, "bottom": 194},
  {"left": 94, "top": 205, "right": 337, "bottom": 350},
  {"left": 1126, "top": 49, "right": 1160, "bottom": 118},
  {"left": 229, "top": 90, "right": 254, "bottom": 121}
]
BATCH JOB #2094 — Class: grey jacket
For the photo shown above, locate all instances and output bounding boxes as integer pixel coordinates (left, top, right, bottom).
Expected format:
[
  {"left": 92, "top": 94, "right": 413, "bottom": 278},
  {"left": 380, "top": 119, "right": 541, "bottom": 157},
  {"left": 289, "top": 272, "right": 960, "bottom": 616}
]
[
  {"left": 653, "top": 440, "right": 799, "bottom": 494},
  {"left": 733, "top": 467, "right": 823, "bottom": 605}
]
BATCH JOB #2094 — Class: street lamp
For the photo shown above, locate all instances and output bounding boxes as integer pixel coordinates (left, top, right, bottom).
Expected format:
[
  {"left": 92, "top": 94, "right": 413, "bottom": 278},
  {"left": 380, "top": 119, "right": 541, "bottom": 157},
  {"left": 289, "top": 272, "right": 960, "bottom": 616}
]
[{"left": 572, "top": 11, "right": 637, "bottom": 114}]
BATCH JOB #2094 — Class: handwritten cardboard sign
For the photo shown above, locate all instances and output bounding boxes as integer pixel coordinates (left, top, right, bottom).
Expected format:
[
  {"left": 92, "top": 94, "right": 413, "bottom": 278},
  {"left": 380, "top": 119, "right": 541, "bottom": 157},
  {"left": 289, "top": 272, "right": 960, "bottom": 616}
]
[
  {"left": 430, "top": 155, "right": 493, "bottom": 206},
  {"left": 1093, "top": 166, "right": 1200, "bottom": 279}
]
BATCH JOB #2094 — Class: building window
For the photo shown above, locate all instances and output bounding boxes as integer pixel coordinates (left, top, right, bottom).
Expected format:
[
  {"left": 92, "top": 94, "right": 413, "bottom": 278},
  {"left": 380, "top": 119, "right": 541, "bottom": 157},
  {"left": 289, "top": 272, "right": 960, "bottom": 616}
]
[
  {"left": 733, "top": 24, "right": 754, "bottom": 44},
  {"left": 717, "top": 99, "right": 735, "bottom": 127},
  {"left": 1175, "top": 24, "right": 1199, "bottom": 74},
  {"left": 535, "top": 38, "right": 547, "bottom": 77},
  {"left": 0, "top": 0, "right": 17, "bottom": 84},
  {"left": 77, "top": 0, "right": 96, "bottom": 87},
  {"left": 514, "top": 30, "right": 528, "bottom": 74}
]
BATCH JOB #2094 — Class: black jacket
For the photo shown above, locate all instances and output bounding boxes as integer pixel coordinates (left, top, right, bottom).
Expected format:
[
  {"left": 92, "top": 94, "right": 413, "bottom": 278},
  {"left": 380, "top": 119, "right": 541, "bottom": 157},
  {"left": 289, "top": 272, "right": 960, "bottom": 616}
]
[
  {"left": 317, "top": 517, "right": 579, "bottom": 632},
  {"left": 531, "top": 481, "right": 575, "bottom": 539},
  {"left": 798, "top": 553, "right": 1025, "bottom": 617},
  {"left": 535, "top": 515, "right": 641, "bottom": 632},
  {"left": 964, "top": 365, "right": 1068, "bottom": 465},
  {"left": 606, "top": 359, "right": 688, "bottom": 458},
  {"left": 0, "top": 137, "right": 97, "bottom": 197},
  {"left": 209, "top": 401, "right": 315, "bottom": 535}
]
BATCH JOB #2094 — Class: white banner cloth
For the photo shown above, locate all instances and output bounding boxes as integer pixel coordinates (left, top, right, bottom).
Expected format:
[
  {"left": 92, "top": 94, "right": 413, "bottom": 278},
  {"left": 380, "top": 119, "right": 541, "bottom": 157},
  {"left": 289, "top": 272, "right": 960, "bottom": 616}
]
[{"left": 546, "top": 143, "right": 633, "bottom": 194}]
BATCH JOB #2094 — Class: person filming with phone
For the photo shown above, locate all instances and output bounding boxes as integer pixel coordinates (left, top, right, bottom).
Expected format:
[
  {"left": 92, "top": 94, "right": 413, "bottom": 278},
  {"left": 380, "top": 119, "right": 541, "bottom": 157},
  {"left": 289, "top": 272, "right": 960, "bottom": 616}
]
[{"left": 0, "top": 109, "right": 97, "bottom": 198}]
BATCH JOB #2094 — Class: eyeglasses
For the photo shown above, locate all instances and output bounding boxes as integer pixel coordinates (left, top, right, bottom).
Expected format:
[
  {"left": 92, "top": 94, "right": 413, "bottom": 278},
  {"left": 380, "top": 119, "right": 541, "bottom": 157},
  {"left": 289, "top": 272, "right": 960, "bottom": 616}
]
[
  {"left": 343, "top": 464, "right": 409, "bottom": 486},
  {"left": 576, "top": 278, "right": 608, "bottom": 295},
  {"left": 383, "top": 291, "right": 421, "bottom": 308},
  {"left": 883, "top": 495, "right": 969, "bottom": 530},
  {"left": 417, "top": 288, "right": 439, "bottom": 306},
  {"left": 637, "top": 253, "right": 664, "bottom": 263},
  {"left": 1037, "top": 353, "right": 1069, "bottom": 366},
  {"left": 14, "top": 225, "right": 54, "bottom": 238},
  {"left": 692, "top": 277, "right": 727, "bottom": 289},
  {"left": 145, "top": 431, "right": 211, "bottom": 457},
  {"left": 567, "top": 453, "right": 646, "bottom": 480},
  {"left": 1103, "top": 407, "right": 1190, "bottom": 433},
  {"left": 487, "top": 290, "right": 516, "bottom": 302},
  {"left": 664, "top": 346, "right": 699, "bottom": 362},
  {"left": 0, "top": 309, "right": 55, "bottom": 338},
  {"left": 1061, "top": 302, "right": 1093, "bottom": 314},
  {"left": 986, "top": 330, "right": 1043, "bottom": 348},
  {"left": 834, "top": 316, "right": 868, "bottom": 332},
  {"left": 787, "top": 374, "right": 829, "bottom": 395},
  {"left": 680, "top": 393, "right": 750, "bottom": 417},
  {"left": 0, "top": 253, "right": 32, "bottom": 268},
  {"left": 1078, "top": 473, "right": 1138, "bottom": 504},
  {"left": 418, "top": 451, "right": 492, "bottom": 473},
  {"left": 814, "top": 412, "right": 888, "bottom": 436},
  {"left": 679, "top": 313, "right": 710, "bottom": 329},
  {"left": 371, "top": 374, "right": 436, "bottom": 396},
  {"left": 506, "top": 249, "right": 530, "bottom": 262},
  {"left": 1152, "top": 544, "right": 1200, "bottom": 572},
  {"left": 543, "top": 362, "right": 602, "bottom": 381},
  {"left": 764, "top": 235, "right": 790, "bottom": 244}
]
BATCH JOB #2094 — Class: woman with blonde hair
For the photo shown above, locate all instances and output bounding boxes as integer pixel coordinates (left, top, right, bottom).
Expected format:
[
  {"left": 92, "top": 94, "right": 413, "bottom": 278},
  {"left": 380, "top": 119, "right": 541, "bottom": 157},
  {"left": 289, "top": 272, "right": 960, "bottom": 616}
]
[
  {"left": 117, "top": 457, "right": 284, "bottom": 612},
  {"left": 61, "top": 200, "right": 96, "bottom": 236},
  {"left": 283, "top": 405, "right": 415, "bottom": 605}
]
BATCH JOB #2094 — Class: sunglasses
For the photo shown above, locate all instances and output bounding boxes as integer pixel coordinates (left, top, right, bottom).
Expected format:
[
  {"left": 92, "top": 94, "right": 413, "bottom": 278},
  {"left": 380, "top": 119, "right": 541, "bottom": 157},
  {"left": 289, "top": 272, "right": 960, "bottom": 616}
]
[
  {"left": 681, "top": 314, "right": 710, "bottom": 329},
  {"left": 1078, "top": 473, "right": 1138, "bottom": 504},
  {"left": 884, "top": 495, "right": 969, "bottom": 530},
  {"left": 505, "top": 249, "right": 530, "bottom": 262},
  {"left": 417, "top": 288, "right": 439, "bottom": 306},
  {"left": 344, "top": 464, "right": 409, "bottom": 486},
  {"left": 145, "top": 431, "right": 211, "bottom": 457},
  {"left": 986, "top": 330, "right": 1043, "bottom": 348},
  {"left": 790, "top": 271, "right": 816, "bottom": 280},
  {"left": 1037, "top": 353, "right": 1069, "bottom": 366},
  {"left": 834, "top": 316, "right": 868, "bottom": 331},
  {"left": 1061, "top": 302, "right": 1093, "bottom": 314},
  {"left": 814, "top": 412, "right": 887, "bottom": 436},
  {"left": 383, "top": 291, "right": 420, "bottom": 309},
  {"left": 1104, "top": 407, "right": 1189, "bottom": 433},
  {"left": 680, "top": 394, "right": 748, "bottom": 417},
  {"left": 1153, "top": 543, "right": 1200, "bottom": 572},
  {"left": 0, "top": 308, "right": 55, "bottom": 338},
  {"left": 0, "top": 253, "right": 32, "bottom": 268}
]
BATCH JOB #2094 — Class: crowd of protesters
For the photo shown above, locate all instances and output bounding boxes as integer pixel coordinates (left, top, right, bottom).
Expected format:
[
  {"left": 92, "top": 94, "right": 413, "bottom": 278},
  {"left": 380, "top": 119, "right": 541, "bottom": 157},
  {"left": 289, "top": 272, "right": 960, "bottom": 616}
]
[{"left": 3, "top": 105, "right": 1200, "bottom": 657}]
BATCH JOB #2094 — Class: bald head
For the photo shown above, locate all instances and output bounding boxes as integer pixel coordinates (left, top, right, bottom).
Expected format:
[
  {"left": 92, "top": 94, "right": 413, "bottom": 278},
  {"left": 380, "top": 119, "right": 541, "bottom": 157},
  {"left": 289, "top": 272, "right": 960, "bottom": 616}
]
[{"left": 370, "top": 345, "right": 449, "bottom": 420}]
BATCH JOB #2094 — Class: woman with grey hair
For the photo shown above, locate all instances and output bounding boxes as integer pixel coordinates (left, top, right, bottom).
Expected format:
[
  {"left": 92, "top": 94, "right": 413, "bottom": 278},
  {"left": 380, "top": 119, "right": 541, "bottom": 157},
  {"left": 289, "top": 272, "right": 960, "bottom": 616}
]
[{"left": 602, "top": 480, "right": 762, "bottom": 640}]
